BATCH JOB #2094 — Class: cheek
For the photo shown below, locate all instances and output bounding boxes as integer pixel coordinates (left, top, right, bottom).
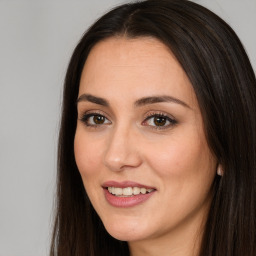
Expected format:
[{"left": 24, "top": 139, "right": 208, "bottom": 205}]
[
  {"left": 74, "top": 129, "right": 107, "bottom": 206},
  {"left": 144, "top": 130, "right": 216, "bottom": 185},
  {"left": 74, "top": 128, "right": 103, "bottom": 178},
  {"left": 143, "top": 132, "right": 216, "bottom": 222}
]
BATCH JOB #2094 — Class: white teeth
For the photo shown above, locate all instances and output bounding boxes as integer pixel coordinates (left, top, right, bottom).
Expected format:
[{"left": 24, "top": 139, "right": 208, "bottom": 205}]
[
  {"left": 133, "top": 187, "right": 140, "bottom": 195},
  {"left": 115, "top": 188, "right": 122, "bottom": 196},
  {"left": 108, "top": 187, "right": 154, "bottom": 197},
  {"left": 123, "top": 187, "right": 133, "bottom": 196},
  {"left": 141, "top": 188, "right": 146, "bottom": 194}
]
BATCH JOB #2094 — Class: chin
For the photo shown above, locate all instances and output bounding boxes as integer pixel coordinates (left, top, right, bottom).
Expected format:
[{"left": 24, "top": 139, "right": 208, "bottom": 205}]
[{"left": 102, "top": 217, "right": 150, "bottom": 242}]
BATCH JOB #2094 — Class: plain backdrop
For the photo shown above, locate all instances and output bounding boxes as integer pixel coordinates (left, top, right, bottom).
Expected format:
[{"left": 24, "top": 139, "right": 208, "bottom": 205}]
[{"left": 0, "top": 1, "right": 255, "bottom": 255}]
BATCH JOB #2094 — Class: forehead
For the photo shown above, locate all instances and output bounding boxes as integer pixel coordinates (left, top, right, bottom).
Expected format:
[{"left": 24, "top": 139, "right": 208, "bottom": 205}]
[
  {"left": 82, "top": 37, "right": 180, "bottom": 79},
  {"left": 86, "top": 36, "right": 175, "bottom": 65},
  {"left": 79, "top": 36, "right": 197, "bottom": 107}
]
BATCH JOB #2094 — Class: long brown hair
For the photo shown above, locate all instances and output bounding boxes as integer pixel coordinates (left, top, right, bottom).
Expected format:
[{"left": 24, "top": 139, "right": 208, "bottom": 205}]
[{"left": 50, "top": 0, "right": 256, "bottom": 255}]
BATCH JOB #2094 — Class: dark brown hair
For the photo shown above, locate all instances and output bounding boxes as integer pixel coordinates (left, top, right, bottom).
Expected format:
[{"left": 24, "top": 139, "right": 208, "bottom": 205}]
[{"left": 50, "top": 0, "right": 256, "bottom": 255}]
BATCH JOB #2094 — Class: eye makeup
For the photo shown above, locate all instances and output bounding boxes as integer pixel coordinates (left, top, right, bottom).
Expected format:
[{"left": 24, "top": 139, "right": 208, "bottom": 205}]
[
  {"left": 142, "top": 111, "right": 178, "bottom": 130},
  {"left": 79, "top": 110, "right": 112, "bottom": 129},
  {"left": 78, "top": 108, "right": 178, "bottom": 131}
]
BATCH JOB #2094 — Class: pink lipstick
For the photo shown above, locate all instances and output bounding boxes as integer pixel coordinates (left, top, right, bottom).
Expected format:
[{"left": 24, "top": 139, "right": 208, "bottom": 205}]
[{"left": 102, "top": 181, "right": 156, "bottom": 208}]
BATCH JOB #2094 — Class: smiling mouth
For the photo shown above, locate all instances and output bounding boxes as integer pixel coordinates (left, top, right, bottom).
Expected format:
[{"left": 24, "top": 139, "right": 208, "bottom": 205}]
[{"left": 107, "top": 187, "right": 155, "bottom": 197}]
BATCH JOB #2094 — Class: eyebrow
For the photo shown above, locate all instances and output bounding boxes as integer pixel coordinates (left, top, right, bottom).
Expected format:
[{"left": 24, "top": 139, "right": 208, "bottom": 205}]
[
  {"left": 76, "top": 94, "right": 109, "bottom": 107},
  {"left": 134, "top": 96, "right": 191, "bottom": 108},
  {"left": 76, "top": 93, "right": 190, "bottom": 109}
]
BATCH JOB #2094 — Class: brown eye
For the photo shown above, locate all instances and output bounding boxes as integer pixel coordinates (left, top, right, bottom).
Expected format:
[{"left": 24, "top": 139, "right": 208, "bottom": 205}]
[
  {"left": 80, "top": 113, "right": 111, "bottom": 126},
  {"left": 153, "top": 116, "right": 167, "bottom": 126},
  {"left": 142, "top": 114, "right": 177, "bottom": 129},
  {"left": 93, "top": 115, "right": 105, "bottom": 124}
]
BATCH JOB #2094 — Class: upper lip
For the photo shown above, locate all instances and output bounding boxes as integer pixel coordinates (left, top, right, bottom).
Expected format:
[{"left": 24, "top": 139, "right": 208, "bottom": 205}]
[{"left": 102, "top": 180, "right": 156, "bottom": 189}]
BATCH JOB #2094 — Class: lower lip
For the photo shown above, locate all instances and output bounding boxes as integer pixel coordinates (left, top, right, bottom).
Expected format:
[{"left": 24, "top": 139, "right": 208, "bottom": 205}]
[{"left": 103, "top": 188, "right": 155, "bottom": 208}]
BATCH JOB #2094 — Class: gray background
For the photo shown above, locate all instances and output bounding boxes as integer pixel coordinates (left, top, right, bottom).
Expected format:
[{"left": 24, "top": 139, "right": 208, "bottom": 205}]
[{"left": 0, "top": 0, "right": 255, "bottom": 255}]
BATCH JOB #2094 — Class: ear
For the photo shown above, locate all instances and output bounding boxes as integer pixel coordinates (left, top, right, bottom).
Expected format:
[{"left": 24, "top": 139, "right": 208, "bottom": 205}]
[{"left": 217, "top": 164, "right": 223, "bottom": 176}]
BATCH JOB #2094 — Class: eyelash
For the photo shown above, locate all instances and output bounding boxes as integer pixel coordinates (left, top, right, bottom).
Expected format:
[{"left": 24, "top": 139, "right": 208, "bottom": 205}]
[
  {"left": 79, "top": 111, "right": 177, "bottom": 130},
  {"left": 79, "top": 112, "right": 111, "bottom": 129},
  {"left": 142, "top": 112, "right": 177, "bottom": 130}
]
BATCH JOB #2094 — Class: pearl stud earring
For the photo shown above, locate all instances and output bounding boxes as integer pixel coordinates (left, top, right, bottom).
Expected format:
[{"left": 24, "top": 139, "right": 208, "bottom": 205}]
[{"left": 217, "top": 165, "right": 223, "bottom": 176}]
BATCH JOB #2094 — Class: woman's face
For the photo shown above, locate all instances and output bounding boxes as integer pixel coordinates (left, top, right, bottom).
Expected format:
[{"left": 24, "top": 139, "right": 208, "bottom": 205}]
[{"left": 74, "top": 37, "right": 217, "bottom": 244}]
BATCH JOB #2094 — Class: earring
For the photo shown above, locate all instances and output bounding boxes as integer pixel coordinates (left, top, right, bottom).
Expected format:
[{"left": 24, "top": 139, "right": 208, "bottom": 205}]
[{"left": 217, "top": 165, "right": 223, "bottom": 176}]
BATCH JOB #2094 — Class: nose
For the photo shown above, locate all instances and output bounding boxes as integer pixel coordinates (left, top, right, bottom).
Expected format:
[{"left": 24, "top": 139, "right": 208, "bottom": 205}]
[{"left": 103, "top": 125, "right": 142, "bottom": 172}]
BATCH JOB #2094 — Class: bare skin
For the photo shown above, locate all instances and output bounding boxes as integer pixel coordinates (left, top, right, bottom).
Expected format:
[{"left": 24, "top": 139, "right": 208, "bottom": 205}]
[{"left": 74, "top": 37, "right": 217, "bottom": 256}]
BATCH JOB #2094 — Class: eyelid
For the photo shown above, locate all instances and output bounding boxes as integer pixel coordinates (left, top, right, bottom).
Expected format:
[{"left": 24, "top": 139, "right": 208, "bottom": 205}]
[
  {"left": 78, "top": 109, "right": 110, "bottom": 120},
  {"left": 142, "top": 111, "right": 177, "bottom": 129},
  {"left": 143, "top": 110, "right": 175, "bottom": 120},
  {"left": 78, "top": 109, "right": 177, "bottom": 130},
  {"left": 78, "top": 109, "right": 112, "bottom": 127}
]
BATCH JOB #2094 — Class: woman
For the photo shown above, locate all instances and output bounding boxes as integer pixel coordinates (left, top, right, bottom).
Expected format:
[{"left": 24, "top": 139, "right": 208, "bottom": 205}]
[{"left": 50, "top": 0, "right": 256, "bottom": 255}]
